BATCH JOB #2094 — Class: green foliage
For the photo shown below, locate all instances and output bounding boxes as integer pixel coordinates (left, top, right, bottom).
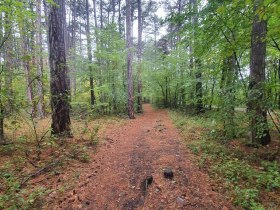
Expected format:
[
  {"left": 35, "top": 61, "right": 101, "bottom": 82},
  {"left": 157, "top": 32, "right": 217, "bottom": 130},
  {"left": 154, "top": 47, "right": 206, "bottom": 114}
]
[
  {"left": 68, "top": 145, "right": 90, "bottom": 163},
  {"left": 0, "top": 170, "right": 48, "bottom": 210},
  {"left": 171, "top": 111, "right": 280, "bottom": 209},
  {"left": 234, "top": 187, "right": 264, "bottom": 210}
]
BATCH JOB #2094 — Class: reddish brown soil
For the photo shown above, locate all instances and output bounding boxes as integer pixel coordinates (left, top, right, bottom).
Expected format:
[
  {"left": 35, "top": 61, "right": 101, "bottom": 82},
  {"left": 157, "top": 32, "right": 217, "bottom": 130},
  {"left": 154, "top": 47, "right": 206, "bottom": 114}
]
[{"left": 46, "top": 104, "right": 231, "bottom": 210}]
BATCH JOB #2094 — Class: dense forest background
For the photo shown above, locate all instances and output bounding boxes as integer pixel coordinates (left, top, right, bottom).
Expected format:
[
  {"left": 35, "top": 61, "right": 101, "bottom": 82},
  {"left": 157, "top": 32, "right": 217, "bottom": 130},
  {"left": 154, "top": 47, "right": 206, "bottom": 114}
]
[{"left": 0, "top": 0, "right": 279, "bottom": 209}]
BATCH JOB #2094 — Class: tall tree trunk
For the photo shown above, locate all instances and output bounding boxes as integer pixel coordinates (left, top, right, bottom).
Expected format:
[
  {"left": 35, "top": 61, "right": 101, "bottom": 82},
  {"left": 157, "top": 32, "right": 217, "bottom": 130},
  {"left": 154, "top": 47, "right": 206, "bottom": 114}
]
[
  {"left": 248, "top": 0, "right": 270, "bottom": 145},
  {"left": 86, "top": 0, "right": 95, "bottom": 107},
  {"left": 137, "top": 0, "right": 142, "bottom": 113},
  {"left": 0, "top": 65, "right": 5, "bottom": 144},
  {"left": 221, "top": 54, "right": 237, "bottom": 139},
  {"left": 70, "top": 0, "right": 77, "bottom": 96},
  {"left": 193, "top": 0, "right": 203, "bottom": 113},
  {"left": 93, "top": 0, "right": 98, "bottom": 28},
  {"left": 63, "top": 1, "right": 71, "bottom": 95},
  {"left": 43, "top": 0, "right": 50, "bottom": 53},
  {"left": 126, "top": 0, "right": 135, "bottom": 119},
  {"left": 112, "top": 0, "right": 116, "bottom": 23},
  {"left": 100, "top": 0, "right": 104, "bottom": 29},
  {"left": 21, "top": 31, "right": 35, "bottom": 116},
  {"left": 49, "top": 0, "right": 72, "bottom": 136},
  {"left": 118, "top": 0, "right": 122, "bottom": 35},
  {"left": 36, "top": 0, "right": 46, "bottom": 119},
  {"left": 4, "top": 13, "right": 14, "bottom": 114}
]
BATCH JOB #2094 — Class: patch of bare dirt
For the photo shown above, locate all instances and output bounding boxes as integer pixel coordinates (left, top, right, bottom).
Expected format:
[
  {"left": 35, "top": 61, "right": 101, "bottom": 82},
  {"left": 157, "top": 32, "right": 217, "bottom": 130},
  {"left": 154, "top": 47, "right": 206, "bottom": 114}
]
[{"left": 45, "top": 104, "right": 232, "bottom": 209}]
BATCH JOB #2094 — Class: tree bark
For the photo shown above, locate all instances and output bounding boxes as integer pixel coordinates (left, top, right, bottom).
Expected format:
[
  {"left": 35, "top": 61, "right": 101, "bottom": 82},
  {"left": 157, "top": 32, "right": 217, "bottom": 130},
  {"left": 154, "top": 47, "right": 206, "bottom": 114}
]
[
  {"left": 137, "top": 0, "right": 142, "bottom": 113},
  {"left": 49, "top": 0, "right": 72, "bottom": 136},
  {"left": 70, "top": 0, "right": 77, "bottom": 95},
  {"left": 248, "top": 0, "right": 271, "bottom": 145},
  {"left": 4, "top": 13, "right": 14, "bottom": 114},
  {"left": 100, "top": 0, "right": 104, "bottom": 29},
  {"left": 0, "top": 65, "right": 5, "bottom": 144},
  {"left": 20, "top": 31, "right": 35, "bottom": 116},
  {"left": 118, "top": 0, "right": 122, "bottom": 35},
  {"left": 126, "top": 0, "right": 135, "bottom": 119},
  {"left": 86, "top": 0, "right": 96, "bottom": 107},
  {"left": 36, "top": 0, "right": 46, "bottom": 119},
  {"left": 112, "top": 0, "right": 116, "bottom": 23}
]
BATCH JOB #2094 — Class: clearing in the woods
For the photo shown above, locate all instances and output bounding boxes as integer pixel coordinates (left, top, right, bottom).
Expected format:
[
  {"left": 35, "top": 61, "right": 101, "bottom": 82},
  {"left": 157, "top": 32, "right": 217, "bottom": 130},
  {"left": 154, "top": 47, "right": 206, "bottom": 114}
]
[{"left": 45, "top": 104, "right": 231, "bottom": 209}]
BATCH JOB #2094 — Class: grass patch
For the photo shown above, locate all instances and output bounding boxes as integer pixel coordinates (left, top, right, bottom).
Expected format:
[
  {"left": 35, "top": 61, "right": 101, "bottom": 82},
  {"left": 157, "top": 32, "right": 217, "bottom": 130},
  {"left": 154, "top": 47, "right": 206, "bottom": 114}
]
[{"left": 170, "top": 111, "right": 280, "bottom": 210}]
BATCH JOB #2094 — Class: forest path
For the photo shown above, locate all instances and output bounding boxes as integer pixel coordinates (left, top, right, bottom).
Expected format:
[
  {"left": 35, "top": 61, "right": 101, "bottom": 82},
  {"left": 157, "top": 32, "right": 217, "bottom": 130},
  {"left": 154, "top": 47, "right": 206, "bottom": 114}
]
[{"left": 52, "top": 104, "right": 231, "bottom": 210}]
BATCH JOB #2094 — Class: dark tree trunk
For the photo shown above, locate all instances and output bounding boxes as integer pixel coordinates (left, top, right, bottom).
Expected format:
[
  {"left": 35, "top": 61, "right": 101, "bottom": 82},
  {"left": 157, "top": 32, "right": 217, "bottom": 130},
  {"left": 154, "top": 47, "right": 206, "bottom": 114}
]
[
  {"left": 4, "top": 13, "right": 14, "bottom": 114},
  {"left": 126, "top": 0, "right": 135, "bottom": 119},
  {"left": 118, "top": 0, "right": 122, "bottom": 35},
  {"left": 192, "top": 0, "right": 203, "bottom": 113},
  {"left": 248, "top": 0, "right": 271, "bottom": 145},
  {"left": 137, "top": 0, "right": 142, "bottom": 113},
  {"left": 0, "top": 65, "right": 5, "bottom": 144},
  {"left": 100, "top": 0, "right": 104, "bottom": 29},
  {"left": 195, "top": 61, "right": 203, "bottom": 113},
  {"left": 112, "top": 0, "right": 116, "bottom": 23},
  {"left": 49, "top": 0, "right": 72, "bottom": 136},
  {"left": 86, "top": 0, "right": 95, "bottom": 107},
  {"left": 221, "top": 54, "right": 237, "bottom": 139},
  {"left": 93, "top": 0, "right": 98, "bottom": 28}
]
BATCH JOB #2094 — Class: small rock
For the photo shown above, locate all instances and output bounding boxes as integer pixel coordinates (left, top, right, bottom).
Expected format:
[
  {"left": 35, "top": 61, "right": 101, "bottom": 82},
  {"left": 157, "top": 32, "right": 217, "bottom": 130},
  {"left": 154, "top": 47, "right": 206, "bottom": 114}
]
[
  {"left": 146, "top": 176, "right": 153, "bottom": 185},
  {"left": 155, "top": 187, "right": 161, "bottom": 193},
  {"left": 176, "top": 196, "right": 186, "bottom": 207},
  {"left": 85, "top": 201, "right": 90, "bottom": 205},
  {"left": 164, "top": 168, "right": 174, "bottom": 179},
  {"left": 147, "top": 129, "right": 150, "bottom": 132}
]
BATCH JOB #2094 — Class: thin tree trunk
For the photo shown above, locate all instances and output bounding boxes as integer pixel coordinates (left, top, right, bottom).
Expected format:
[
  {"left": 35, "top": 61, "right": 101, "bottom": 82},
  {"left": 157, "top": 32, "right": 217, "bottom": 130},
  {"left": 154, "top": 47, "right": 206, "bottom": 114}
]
[
  {"left": 126, "top": 0, "right": 135, "bottom": 119},
  {"left": 49, "top": 0, "right": 72, "bottom": 136},
  {"left": 0, "top": 64, "right": 5, "bottom": 144},
  {"left": 70, "top": 0, "right": 77, "bottom": 96},
  {"left": 192, "top": 0, "right": 203, "bottom": 113},
  {"left": 36, "top": 0, "right": 45, "bottom": 119},
  {"left": 86, "top": 0, "right": 95, "bottom": 107},
  {"left": 137, "top": 0, "right": 142, "bottom": 113},
  {"left": 100, "top": 0, "right": 104, "bottom": 29},
  {"left": 112, "top": 0, "right": 116, "bottom": 23},
  {"left": 118, "top": 0, "right": 122, "bottom": 35},
  {"left": 20, "top": 27, "right": 35, "bottom": 116},
  {"left": 63, "top": 1, "right": 71, "bottom": 96},
  {"left": 248, "top": 0, "right": 270, "bottom": 145},
  {"left": 4, "top": 13, "right": 14, "bottom": 114},
  {"left": 93, "top": 0, "right": 98, "bottom": 28}
]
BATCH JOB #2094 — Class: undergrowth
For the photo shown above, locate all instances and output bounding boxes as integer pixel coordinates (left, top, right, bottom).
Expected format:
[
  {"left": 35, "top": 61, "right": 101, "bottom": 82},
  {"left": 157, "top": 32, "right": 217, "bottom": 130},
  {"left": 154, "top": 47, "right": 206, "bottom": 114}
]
[
  {"left": 0, "top": 113, "right": 124, "bottom": 209},
  {"left": 170, "top": 111, "right": 280, "bottom": 210}
]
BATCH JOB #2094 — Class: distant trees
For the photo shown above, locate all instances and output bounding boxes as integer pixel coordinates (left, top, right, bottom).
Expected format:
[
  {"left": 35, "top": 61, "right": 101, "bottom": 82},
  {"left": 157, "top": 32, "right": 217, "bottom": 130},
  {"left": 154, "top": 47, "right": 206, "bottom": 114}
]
[
  {"left": 0, "top": 0, "right": 278, "bottom": 145},
  {"left": 142, "top": 0, "right": 279, "bottom": 145}
]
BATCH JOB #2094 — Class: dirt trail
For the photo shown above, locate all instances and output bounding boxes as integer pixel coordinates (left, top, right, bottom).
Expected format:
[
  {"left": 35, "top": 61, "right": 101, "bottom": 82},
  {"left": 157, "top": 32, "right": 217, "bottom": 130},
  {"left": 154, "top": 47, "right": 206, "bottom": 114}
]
[{"left": 48, "top": 104, "right": 231, "bottom": 210}]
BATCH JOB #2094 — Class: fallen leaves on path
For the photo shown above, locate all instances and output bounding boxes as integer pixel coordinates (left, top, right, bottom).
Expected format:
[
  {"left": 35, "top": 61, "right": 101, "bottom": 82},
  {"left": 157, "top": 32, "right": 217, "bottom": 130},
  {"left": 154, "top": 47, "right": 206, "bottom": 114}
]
[{"left": 45, "top": 104, "right": 232, "bottom": 210}]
